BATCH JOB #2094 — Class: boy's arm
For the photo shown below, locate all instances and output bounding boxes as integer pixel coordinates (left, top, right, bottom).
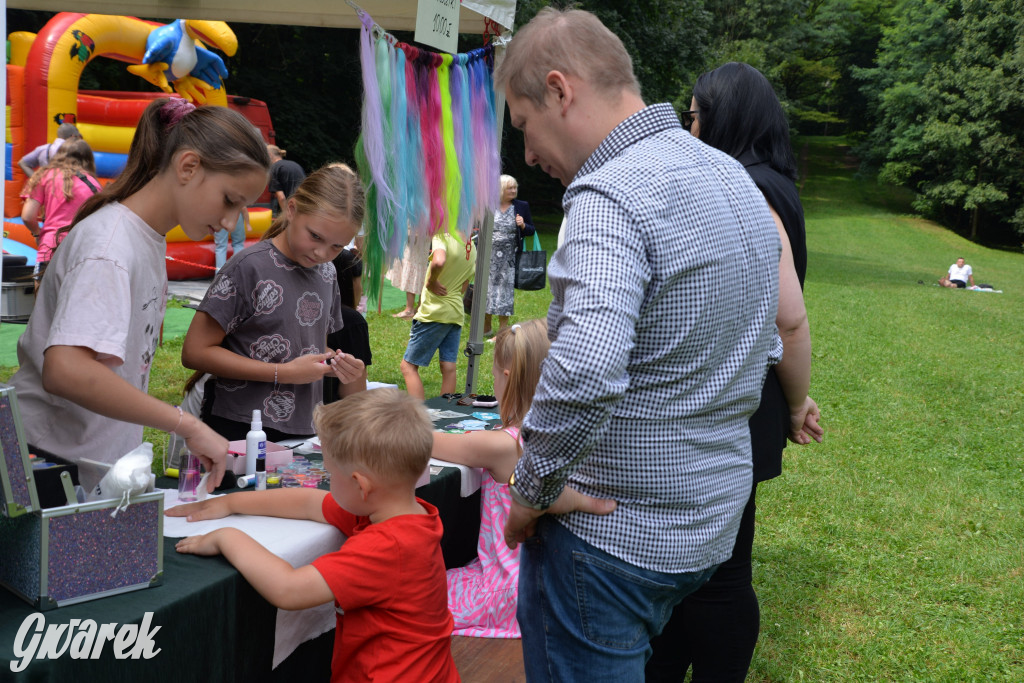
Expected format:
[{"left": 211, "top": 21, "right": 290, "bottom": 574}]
[
  {"left": 176, "top": 529, "right": 335, "bottom": 610},
  {"left": 166, "top": 488, "right": 328, "bottom": 524},
  {"left": 425, "top": 245, "right": 448, "bottom": 296}
]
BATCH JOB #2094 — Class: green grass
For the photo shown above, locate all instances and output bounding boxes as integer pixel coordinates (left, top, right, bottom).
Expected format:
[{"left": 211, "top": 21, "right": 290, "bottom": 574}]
[{"left": 2, "top": 138, "right": 1022, "bottom": 679}]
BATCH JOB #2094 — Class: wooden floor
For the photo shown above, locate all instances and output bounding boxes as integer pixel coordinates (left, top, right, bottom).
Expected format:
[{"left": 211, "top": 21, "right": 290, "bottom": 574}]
[{"left": 451, "top": 635, "right": 526, "bottom": 682}]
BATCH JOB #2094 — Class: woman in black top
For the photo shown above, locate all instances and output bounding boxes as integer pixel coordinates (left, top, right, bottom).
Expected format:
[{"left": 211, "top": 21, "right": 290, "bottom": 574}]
[{"left": 647, "top": 62, "right": 823, "bottom": 683}]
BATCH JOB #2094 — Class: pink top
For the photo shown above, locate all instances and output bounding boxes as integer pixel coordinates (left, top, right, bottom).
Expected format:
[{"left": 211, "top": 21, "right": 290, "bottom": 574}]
[
  {"left": 25, "top": 168, "right": 100, "bottom": 262},
  {"left": 446, "top": 425, "right": 522, "bottom": 638}
]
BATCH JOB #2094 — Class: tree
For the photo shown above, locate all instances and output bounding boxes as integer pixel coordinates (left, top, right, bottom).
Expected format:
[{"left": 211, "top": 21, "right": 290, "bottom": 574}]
[{"left": 859, "top": 0, "right": 1024, "bottom": 242}]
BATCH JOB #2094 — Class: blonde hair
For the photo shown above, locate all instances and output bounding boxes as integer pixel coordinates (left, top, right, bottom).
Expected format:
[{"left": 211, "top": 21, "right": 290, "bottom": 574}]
[
  {"left": 263, "top": 163, "right": 366, "bottom": 241},
  {"left": 313, "top": 388, "right": 433, "bottom": 484},
  {"left": 499, "top": 174, "right": 518, "bottom": 193},
  {"left": 493, "top": 319, "right": 550, "bottom": 427},
  {"left": 267, "top": 144, "right": 286, "bottom": 158},
  {"left": 494, "top": 8, "right": 640, "bottom": 108}
]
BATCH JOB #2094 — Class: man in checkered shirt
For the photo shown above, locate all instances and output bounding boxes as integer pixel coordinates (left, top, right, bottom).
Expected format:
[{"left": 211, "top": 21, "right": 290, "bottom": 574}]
[{"left": 496, "top": 8, "right": 784, "bottom": 680}]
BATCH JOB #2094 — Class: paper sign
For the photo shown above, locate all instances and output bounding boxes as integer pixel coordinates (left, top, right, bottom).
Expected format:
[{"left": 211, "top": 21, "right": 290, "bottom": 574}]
[{"left": 415, "top": 0, "right": 460, "bottom": 54}]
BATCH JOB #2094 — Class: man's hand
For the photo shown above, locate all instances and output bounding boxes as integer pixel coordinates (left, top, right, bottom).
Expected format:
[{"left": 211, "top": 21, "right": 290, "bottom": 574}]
[{"left": 503, "top": 488, "right": 617, "bottom": 549}]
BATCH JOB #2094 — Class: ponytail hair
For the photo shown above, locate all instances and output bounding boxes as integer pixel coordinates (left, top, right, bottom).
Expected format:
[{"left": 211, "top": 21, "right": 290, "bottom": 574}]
[
  {"left": 263, "top": 162, "right": 366, "bottom": 241},
  {"left": 74, "top": 98, "right": 271, "bottom": 226},
  {"left": 494, "top": 318, "right": 550, "bottom": 428}
]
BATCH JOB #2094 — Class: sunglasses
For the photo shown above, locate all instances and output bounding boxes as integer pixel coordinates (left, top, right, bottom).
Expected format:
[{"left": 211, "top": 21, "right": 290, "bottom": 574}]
[{"left": 681, "top": 110, "right": 698, "bottom": 131}]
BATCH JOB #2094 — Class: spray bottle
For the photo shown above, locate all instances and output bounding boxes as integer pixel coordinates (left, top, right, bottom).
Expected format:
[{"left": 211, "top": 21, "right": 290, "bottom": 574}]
[{"left": 245, "top": 409, "right": 266, "bottom": 479}]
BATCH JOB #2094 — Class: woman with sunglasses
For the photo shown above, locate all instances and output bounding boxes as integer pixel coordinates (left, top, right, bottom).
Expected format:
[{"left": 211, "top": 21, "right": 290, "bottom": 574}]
[{"left": 647, "top": 62, "right": 824, "bottom": 682}]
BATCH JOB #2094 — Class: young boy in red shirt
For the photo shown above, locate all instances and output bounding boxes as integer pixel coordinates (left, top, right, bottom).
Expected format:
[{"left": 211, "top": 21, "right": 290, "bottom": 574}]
[{"left": 170, "top": 388, "right": 459, "bottom": 682}]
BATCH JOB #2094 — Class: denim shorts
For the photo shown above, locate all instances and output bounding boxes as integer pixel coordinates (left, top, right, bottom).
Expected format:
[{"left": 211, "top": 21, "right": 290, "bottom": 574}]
[{"left": 403, "top": 320, "right": 462, "bottom": 367}]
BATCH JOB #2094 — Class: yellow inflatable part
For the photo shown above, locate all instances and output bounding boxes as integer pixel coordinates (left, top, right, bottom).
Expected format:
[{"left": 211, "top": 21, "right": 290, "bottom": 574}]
[
  {"left": 164, "top": 207, "right": 272, "bottom": 243},
  {"left": 42, "top": 15, "right": 228, "bottom": 144},
  {"left": 77, "top": 122, "right": 135, "bottom": 155},
  {"left": 8, "top": 32, "right": 35, "bottom": 68}
]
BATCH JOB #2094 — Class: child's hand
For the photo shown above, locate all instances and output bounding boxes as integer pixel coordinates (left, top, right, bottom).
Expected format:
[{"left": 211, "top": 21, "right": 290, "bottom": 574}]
[
  {"left": 175, "top": 530, "right": 225, "bottom": 557},
  {"left": 328, "top": 352, "right": 365, "bottom": 384},
  {"left": 426, "top": 279, "right": 448, "bottom": 296},
  {"left": 283, "top": 353, "right": 339, "bottom": 383},
  {"left": 165, "top": 496, "right": 232, "bottom": 522},
  {"left": 178, "top": 415, "right": 229, "bottom": 492}
]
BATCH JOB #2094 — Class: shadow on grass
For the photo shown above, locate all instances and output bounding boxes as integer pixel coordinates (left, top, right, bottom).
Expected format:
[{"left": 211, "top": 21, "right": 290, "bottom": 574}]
[{"left": 806, "top": 250, "right": 930, "bottom": 288}]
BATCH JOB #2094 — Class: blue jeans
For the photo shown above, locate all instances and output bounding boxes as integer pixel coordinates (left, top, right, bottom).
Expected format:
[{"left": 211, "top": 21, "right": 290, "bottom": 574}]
[
  {"left": 518, "top": 517, "right": 718, "bottom": 682},
  {"left": 215, "top": 214, "right": 247, "bottom": 269}
]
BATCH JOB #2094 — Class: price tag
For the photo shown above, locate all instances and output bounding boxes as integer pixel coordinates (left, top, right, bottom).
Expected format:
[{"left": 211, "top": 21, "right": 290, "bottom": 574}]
[{"left": 415, "top": 0, "right": 460, "bottom": 54}]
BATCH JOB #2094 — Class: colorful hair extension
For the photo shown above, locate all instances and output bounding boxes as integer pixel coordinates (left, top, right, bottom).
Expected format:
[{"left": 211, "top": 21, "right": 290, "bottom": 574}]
[
  {"left": 375, "top": 35, "right": 398, "bottom": 252},
  {"left": 437, "top": 54, "right": 463, "bottom": 237},
  {"left": 453, "top": 54, "right": 475, "bottom": 232},
  {"left": 357, "top": 13, "right": 396, "bottom": 243},
  {"left": 390, "top": 45, "right": 410, "bottom": 256},
  {"left": 469, "top": 49, "right": 500, "bottom": 223},
  {"left": 354, "top": 133, "right": 384, "bottom": 309},
  {"left": 400, "top": 44, "right": 428, "bottom": 240},
  {"left": 419, "top": 52, "right": 447, "bottom": 236}
]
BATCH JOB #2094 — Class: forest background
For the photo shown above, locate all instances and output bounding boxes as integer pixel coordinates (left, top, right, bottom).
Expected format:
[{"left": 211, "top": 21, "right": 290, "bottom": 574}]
[{"left": 8, "top": 0, "right": 1024, "bottom": 248}]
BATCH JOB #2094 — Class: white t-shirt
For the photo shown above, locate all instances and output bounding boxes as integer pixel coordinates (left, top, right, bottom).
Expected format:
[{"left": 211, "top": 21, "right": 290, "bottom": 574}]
[
  {"left": 948, "top": 262, "right": 972, "bottom": 282},
  {"left": 11, "top": 202, "right": 167, "bottom": 491}
]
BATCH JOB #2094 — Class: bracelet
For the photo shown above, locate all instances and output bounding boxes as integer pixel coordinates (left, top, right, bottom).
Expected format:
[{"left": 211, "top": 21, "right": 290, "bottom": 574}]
[
  {"left": 274, "top": 363, "right": 279, "bottom": 389},
  {"left": 170, "top": 405, "right": 184, "bottom": 434}
]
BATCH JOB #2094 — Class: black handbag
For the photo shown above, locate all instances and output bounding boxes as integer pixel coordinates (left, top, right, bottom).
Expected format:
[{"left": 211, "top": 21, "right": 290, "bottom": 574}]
[{"left": 514, "top": 233, "right": 547, "bottom": 291}]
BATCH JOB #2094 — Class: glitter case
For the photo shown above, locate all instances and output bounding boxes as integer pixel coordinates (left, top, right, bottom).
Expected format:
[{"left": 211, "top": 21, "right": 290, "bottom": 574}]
[
  {"left": 0, "top": 385, "right": 164, "bottom": 609},
  {"left": 0, "top": 385, "right": 39, "bottom": 518}
]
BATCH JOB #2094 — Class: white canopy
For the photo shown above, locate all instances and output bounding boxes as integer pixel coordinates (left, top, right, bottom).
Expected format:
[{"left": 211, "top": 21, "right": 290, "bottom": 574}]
[{"left": 5, "top": 0, "right": 516, "bottom": 32}]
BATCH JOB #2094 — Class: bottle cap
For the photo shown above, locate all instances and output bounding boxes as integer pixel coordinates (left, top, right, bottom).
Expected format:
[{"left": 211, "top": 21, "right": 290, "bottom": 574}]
[
  {"left": 256, "top": 456, "right": 266, "bottom": 473},
  {"left": 251, "top": 409, "right": 262, "bottom": 430}
]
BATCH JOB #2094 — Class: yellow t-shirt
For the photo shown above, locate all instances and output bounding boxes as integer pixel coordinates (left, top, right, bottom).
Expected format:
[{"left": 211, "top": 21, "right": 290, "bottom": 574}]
[{"left": 414, "top": 231, "right": 476, "bottom": 326}]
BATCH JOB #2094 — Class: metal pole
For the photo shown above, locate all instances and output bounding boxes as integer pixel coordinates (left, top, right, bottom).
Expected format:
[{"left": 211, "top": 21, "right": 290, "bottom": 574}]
[{"left": 463, "top": 34, "right": 508, "bottom": 395}]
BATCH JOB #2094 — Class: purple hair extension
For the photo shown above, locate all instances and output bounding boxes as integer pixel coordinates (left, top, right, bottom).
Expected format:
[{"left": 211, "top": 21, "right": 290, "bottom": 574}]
[{"left": 358, "top": 12, "right": 396, "bottom": 230}]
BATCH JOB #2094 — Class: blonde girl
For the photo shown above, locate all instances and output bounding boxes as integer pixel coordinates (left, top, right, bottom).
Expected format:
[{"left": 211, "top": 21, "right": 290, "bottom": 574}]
[
  {"left": 432, "top": 319, "right": 615, "bottom": 637},
  {"left": 11, "top": 98, "right": 270, "bottom": 493},
  {"left": 181, "top": 164, "right": 367, "bottom": 441}
]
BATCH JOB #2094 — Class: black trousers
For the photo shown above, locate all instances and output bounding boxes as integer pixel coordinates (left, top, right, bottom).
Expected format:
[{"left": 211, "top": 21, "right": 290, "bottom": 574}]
[{"left": 646, "top": 485, "right": 761, "bottom": 683}]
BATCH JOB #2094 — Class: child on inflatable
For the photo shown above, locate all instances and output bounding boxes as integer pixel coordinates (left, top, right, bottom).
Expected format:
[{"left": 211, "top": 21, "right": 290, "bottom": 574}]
[
  {"left": 432, "top": 319, "right": 617, "bottom": 637},
  {"left": 181, "top": 164, "right": 367, "bottom": 441},
  {"left": 11, "top": 98, "right": 270, "bottom": 492}
]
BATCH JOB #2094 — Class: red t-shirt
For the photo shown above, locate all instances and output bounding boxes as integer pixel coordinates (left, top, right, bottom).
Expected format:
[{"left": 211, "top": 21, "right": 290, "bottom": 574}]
[{"left": 312, "top": 496, "right": 459, "bottom": 683}]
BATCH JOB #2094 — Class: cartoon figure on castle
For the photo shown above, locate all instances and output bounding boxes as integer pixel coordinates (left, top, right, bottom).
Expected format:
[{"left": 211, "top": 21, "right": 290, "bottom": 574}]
[{"left": 126, "top": 19, "right": 238, "bottom": 103}]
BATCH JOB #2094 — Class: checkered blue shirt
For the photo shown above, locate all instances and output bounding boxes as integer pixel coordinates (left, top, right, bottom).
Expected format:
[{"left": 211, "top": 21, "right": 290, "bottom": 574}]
[{"left": 515, "top": 103, "right": 783, "bottom": 573}]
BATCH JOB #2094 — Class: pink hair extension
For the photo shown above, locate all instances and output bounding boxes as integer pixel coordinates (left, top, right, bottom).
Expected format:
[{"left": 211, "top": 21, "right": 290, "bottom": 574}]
[{"left": 419, "top": 52, "right": 448, "bottom": 237}]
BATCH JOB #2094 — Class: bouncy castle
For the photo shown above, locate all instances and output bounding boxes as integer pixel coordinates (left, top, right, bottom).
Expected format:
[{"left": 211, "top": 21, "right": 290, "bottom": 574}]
[{"left": 5, "top": 13, "right": 276, "bottom": 279}]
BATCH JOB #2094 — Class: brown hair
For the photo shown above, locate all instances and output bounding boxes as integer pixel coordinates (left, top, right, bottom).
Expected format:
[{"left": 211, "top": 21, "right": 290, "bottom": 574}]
[
  {"left": 262, "top": 163, "right": 365, "bottom": 241},
  {"left": 494, "top": 7, "right": 640, "bottom": 108},
  {"left": 22, "top": 139, "right": 97, "bottom": 202},
  {"left": 313, "top": 388, "right": 433, "bottom": 484},
  {"left": 493, "top": 319, "right": 550, "bottom": 427},
  {"left": 73, "top": 98, "right": 270, "bottom": 226}
]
